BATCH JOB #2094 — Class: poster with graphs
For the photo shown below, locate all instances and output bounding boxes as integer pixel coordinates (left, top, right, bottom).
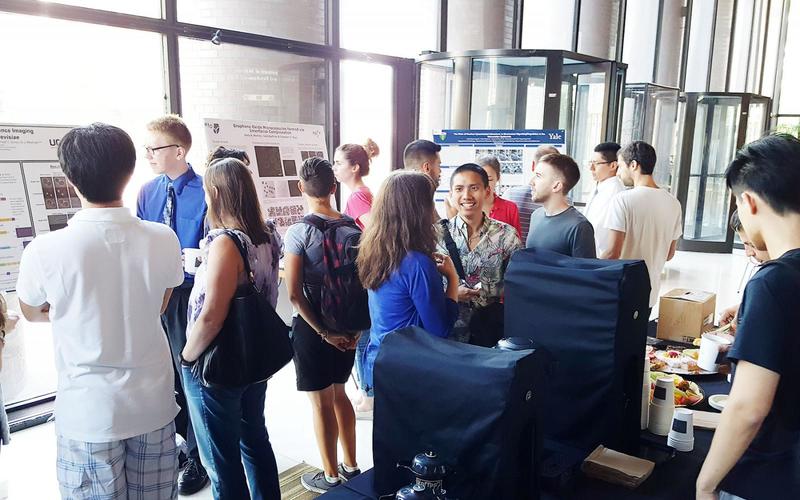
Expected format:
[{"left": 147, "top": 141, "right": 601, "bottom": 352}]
[
  {"left": 0, "top": 123, "right": 79, "bottom": 291},
  {"left": 432, "top": 129, "right": 567, "bottom": 216},
  {"left": 203, "top": 118, "right": 328, "bottom": 235}
]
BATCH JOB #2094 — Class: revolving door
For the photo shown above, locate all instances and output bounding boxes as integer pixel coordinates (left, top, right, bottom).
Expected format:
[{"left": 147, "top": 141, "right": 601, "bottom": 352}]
[
  {"left": 417, "top": 50, "right": 626, "bottom": 204},
  {"left": 675, "top": 93, "right": 770, "bottom": 253}
]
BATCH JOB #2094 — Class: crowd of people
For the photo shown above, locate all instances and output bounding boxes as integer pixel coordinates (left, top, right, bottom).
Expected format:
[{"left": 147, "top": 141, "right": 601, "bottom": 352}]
[{"left": 3, "top": 113, "right": 798, "bottom": 500}]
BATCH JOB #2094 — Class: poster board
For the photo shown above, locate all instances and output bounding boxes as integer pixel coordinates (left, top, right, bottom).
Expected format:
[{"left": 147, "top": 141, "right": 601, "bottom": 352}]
[
  {"left": 203, "top": 118, "right": 327, "bottom": 235},
  {"left": 0, "top": 124, "right": 78, "bottom": 291},
  {"left": 432, "top": 129, "right": 566, "bottom": 214}
]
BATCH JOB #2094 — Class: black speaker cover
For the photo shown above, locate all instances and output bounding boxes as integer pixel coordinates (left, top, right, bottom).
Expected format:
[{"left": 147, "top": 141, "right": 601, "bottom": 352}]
[
  {"left": 504, "top": 248, "right": 650, "bottom": 455},
  {"left": 373, "top": 326, "right": 542, "bottom": 500}
]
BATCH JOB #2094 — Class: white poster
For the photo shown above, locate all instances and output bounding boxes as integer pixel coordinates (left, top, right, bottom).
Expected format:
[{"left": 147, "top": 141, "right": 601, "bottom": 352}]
[
  {"left": 203, "top": 118, "right": 327, "bottom": 235},
  {"left": 432, "top": 129, "right": 567, "bottom": 214},
  {"left": 0, "top": 124, "right": 78, "bottom": 291}
]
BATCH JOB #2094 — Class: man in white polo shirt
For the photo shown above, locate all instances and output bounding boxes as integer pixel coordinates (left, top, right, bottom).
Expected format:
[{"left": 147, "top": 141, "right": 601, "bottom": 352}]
[
  {"left": 601, "top": 141, "right": 682, "bottom": 310},
  {"left": 584, "top": 142, "right": 626, "bottom": 256},
  {"left": 16, "top": 123, "right": 184, "bottom": 499}
]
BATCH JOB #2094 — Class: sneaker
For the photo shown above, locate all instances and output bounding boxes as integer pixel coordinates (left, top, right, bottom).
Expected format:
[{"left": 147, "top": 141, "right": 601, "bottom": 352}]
[
  {"left": 338, "top": 464, "right": 362, "bottom": 481},
  {"left": 177, "top": 451, "right": 188, "bottom": 470},
  {"left": 301, "top": 471, "right": 341, "bottom": 493},
  {"left": 178, "top": 458, "right": 209, "bottom": 495}
]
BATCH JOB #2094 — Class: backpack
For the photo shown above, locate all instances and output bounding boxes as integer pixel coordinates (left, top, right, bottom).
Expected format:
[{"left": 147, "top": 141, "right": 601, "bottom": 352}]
[{"left": 303, "top": 214, "right": 371, "bottom": 334}]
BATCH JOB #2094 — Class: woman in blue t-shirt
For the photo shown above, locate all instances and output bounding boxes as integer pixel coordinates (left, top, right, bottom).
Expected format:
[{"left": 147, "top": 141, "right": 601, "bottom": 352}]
[{"left": 356, "top": 171, "right": 460, "bottom": 393}]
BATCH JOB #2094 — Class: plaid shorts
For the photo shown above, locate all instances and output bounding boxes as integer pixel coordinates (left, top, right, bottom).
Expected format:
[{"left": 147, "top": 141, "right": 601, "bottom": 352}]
[{"left": 56, "top": 422, "right": 178, "bottom": 500}]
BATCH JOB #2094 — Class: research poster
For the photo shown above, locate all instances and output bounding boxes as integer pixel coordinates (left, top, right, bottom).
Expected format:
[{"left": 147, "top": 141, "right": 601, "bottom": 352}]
[
  {"left": 432, "top": 129, "right": 567, "bottom": 214},
  {"left": 0, "top": 124, "right": 78, "bottom": 291},
  {"left": 203, "top": 118, "right": 328, "bottom": 235}
]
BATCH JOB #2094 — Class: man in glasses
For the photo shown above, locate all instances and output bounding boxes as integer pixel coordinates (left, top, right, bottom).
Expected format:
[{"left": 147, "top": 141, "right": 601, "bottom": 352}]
[
  {"left": 584, "top": 142, "right": 626, "bottom": 256},
  {"left": 137, "top": 114, "right": 208, "bottom": 495}
]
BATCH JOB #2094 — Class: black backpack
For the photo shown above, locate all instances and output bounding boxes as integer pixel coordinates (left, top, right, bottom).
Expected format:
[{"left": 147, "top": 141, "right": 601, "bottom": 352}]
[{"left": 303, "top": 215, "right": 371, "bottom": 334}]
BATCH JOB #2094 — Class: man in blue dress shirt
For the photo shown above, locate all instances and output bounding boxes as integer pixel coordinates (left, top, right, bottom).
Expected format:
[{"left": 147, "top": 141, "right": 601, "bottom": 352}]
[{"left": 137, "top": 115, "right": 208, "bottom": 495}]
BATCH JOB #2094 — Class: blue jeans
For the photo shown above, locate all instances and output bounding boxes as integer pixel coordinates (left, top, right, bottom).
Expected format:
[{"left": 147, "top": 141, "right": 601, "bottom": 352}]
[
  {"left": 182, "top": 365, "right": 280, "bottom": 500},
  {"left": 353, "top": 330, "right": 371, "bottom": 393}
]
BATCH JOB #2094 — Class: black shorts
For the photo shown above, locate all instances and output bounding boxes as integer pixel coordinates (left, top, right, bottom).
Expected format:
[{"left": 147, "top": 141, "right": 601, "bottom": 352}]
[{"left": 292, "top": 315, "right": 356, "bottom": 392}]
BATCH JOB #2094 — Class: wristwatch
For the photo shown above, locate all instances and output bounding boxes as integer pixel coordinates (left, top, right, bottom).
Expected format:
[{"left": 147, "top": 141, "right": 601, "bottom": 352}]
[{"left": 317, "top": 329, "right": 329, "bottom": 339}]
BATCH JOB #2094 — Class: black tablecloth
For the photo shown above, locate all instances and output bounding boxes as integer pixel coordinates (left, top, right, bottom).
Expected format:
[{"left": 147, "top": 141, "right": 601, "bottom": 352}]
[{"left": 320, "top": 372, "right": 732, "bottom": 500}]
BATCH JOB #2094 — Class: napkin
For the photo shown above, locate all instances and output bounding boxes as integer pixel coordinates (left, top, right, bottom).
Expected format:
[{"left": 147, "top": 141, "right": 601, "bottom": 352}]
[{"left": 582, "top": 445, "right": 655, "bottom": 489}]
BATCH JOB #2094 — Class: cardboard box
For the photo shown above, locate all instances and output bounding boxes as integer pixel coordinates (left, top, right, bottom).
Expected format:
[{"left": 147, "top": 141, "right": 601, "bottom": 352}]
[{"left": 656, "top": 289, "right": 716, "bottom": 343}]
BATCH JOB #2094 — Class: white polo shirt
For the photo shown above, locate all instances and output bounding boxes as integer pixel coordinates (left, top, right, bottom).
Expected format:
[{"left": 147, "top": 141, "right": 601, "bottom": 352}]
[
  {"left": 585, "top": 175, "right": 626, "bottom": 256},
  {"left": 16, "top": 207, "right": 183, "bottom": 442}
]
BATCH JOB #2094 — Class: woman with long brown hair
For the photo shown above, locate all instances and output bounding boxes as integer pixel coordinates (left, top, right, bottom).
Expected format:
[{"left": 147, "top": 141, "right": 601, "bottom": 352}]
[
  {"left": 357, "top": 170, "right": 460, "bottom": 396},
  {"left": 180, "top": 158, "right": 283, "bottom": 499}
]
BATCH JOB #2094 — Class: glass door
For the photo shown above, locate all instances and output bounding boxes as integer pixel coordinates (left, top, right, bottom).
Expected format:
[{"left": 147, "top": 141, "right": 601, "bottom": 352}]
[
  {"left": 560, "top": 60, "right": 608, "bottom": 204},
  {"left": 677, "top": 95, "right": 742, "bottom": 252},
  {"left": 469, "top": 57, "right": 547, "bottom": 130}
]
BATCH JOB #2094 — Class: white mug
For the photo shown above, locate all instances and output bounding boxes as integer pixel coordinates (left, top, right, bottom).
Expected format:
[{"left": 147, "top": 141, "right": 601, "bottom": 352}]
[
  {"left": 183, "top": 248, "right": 202, "bottom": 275},
  {"left": 698, "top": 333, "right": 732, "bottom": 372}
]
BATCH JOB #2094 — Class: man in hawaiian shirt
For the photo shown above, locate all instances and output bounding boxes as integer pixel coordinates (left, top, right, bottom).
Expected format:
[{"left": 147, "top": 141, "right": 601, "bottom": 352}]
[{"left": 438, "top": 163, "right": 522, "bottom": 343}]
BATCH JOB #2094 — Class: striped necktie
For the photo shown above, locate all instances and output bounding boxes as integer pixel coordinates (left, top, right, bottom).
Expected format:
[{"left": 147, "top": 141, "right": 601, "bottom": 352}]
[{"left": 163, "top": 182, "right": 176, "bottom": 230}]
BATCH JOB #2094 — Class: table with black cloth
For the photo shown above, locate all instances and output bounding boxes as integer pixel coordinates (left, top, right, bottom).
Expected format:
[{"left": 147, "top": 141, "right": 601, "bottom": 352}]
[{"left": 319, "top": 372, "right": 732, "bottom": 500}]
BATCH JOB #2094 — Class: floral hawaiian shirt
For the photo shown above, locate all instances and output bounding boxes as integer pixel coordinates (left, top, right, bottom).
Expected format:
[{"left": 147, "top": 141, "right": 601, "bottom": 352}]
[{"left": 437, "top": 214, "right": 522, "bottom": 342}]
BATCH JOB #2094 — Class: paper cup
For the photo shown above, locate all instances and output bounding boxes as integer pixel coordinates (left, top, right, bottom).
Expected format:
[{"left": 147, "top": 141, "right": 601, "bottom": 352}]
[
  {"left": 698, "top": 333, "right": 732, "bottom": 371},
  {"left": 668, "top": 408, "right": 694, "bottom": 441},
  {"left": 648, "top": 377, "right": 675, "bottom": 436},
  {"left": 183, "top": 248, "right": 202, "bottom": 275}
]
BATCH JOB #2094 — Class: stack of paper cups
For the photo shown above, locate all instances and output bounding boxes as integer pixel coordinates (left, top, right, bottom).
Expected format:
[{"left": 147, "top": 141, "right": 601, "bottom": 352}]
[
  {"left": 667, "top": 408, "right": 694, "bottom": 452},
  {"left": 641, "top": 355, "right": 650, "bottom": 430},
  {"left": 648, "top": 377, "right": 675, "bottom": 436}
]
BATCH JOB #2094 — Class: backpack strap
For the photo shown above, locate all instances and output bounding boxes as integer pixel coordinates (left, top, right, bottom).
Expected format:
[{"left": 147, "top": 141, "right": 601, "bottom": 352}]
[
  {"left": 303, "top": 214, "right": 327, "bottom": 232},
  {"left": 439, "top": 219, "right": 466, "bottom": 281}
]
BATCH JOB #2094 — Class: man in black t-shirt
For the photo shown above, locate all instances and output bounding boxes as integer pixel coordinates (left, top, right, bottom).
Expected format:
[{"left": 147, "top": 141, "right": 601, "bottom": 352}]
[{"left": 697, "top": 134, "right": 800, "bottom": 500}]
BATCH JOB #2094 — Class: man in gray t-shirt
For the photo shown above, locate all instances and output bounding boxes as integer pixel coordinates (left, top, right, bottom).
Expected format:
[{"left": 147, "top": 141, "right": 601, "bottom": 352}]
[{"left": 525, "top": 153, "right": 596, "bottom": 258}]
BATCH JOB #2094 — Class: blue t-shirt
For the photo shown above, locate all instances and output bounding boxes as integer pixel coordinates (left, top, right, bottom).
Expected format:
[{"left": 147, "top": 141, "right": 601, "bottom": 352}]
[
  {"left": 361, "top": 251, "right": 458, "bottom": 390},
  {"left": 721, "top": 248, "right": 800, "bottom": 499},
  {"left": 136, "top": 166, "right": 206, "bottom": 283}
]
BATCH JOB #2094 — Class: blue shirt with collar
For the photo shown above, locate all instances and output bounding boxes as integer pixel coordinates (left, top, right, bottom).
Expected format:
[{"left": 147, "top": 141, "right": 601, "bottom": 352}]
[{"left": 136, "top": 165, "right": 206, "bottom": 283}]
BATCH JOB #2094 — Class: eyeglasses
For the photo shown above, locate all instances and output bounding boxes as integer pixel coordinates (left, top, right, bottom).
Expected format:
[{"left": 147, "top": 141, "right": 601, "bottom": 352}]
[
  {"left": 144, "top": 144, "right": 180, "bottom": 155},
  {"left": 588, "top": 160, "right": 613, "bottom": 167}
]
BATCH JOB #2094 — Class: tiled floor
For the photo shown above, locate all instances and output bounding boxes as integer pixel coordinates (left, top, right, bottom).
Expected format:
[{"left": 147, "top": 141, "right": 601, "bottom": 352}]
[{"left": 0, "top": 249, "right": 751, "bottom": 499}]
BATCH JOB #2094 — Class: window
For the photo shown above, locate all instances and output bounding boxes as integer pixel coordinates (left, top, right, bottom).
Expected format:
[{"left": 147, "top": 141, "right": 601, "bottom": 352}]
[
  {"left": 577, "top": 0, "right": 622, "bottom": 60},
  {"left": 179, "top": 38, "right": 328, "bottom": 168},
  {"left": 522, "top": 0, "right": 575, "bottom": 50},
  {"left": 622, "top": 0, "right": 659, "bottom": 83},
  {"left": 779, "top": 0, "right": 800, "bottom": 113},
  {"left": 339, "top": 60, "right": 393, "bottom": 201},
  {"left": 684, "top": 0, "right": 716, "bottom": 92},
  {"left": 34, "top": 0, "right": 161, "bottom": 17},
  {"left": 340, "top": 0, "right": 438, "bottom": 57},
  {"left": 178, "top": 0, "right": 326, "bottom": 44},
  {"left": 448, "top": 0, "right": 514, "bottom": 51},
  {"left": 0, "top": 12, "right": 167, "bottom": 406}
]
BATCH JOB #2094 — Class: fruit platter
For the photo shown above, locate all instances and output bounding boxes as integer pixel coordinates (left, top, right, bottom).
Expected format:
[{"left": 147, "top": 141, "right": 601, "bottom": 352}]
[
  {"left": 649, "top": 372, "right": 704, "bottom": 407},
  {"left": 646, "top": 345, "right": 716, "bottom": 375}
]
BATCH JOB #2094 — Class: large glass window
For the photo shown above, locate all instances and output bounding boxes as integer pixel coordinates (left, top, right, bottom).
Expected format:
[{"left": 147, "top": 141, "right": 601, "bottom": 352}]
[
  {"left": 521, "top": 0, "right": 575, "bottom": 50},
  {"left": 779, "top": 0, "right": 800, "bottom": 113},
  {"left": 179, "top": 38, "right": 328, "bottom": 167},
  {"left": 709, "top": 0, "right": 735, "bottom": 91},
  {"left": 653, "top": 0, "right": 686, "bottom": 88},
  {"left": 339, "top": 60, "right": 394, "bottom": 202},
  {"left": 34, "top": 0, "right": 161, "bottom": 17},
  {"left": 448, "top": 0, "right": 514, "bottom": 51},
  {"left": 340, "top": 0, "right": 438, "bottom": 57},
  {"left": 684, "top": 0, "right": 716, "bottom": 92},
  {"left": 419, "top": 60, "right": 455, "bottom": 140},
  {"left": 761, "top": 0, "right": 785, "bottom": 97},
  {"left": 0, "top": 12, "right": 168, "bottom": 406},
  {"left": 470, "top": 57, "right": 547, "bottom": 130},
  {"left": 728, "top": 0, "right": 755, "bottom": 92},
  {"left": 622, "top": 0, "right": 659, "bottom": 83},
  {"left": 577, "top": 0, "right": 621, "bottom": 60},
  {"left": 178, "top": 0, "right": 326, "bottom": 44}
]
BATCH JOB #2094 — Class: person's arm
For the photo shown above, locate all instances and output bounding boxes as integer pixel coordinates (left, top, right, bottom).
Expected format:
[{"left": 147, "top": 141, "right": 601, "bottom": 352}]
[
  {"left": 161, "top": 289, "right": 173, "bottom": 315},
  {"left": 601, "top": 230, "right": 625, "bottom": 259},
  {"left": 181, "top": 236, "right": 241, "bottom": 362},
  {"left": 283, "top": 253, "right": 348, "bottom": 351},
  {"left": 572, "top": 221, "right": 597, "bottom": 259},
  {"left": 19, "top": 300, "right": 50, "bottom": 322},
  {"left": 696, "top": 361, "right": 778, "bottom": 499},
  {"left": 719, "top": 304, "right": 740, "bottom": 333},
  {"left": 509, "top": 203, "right": 522, "bottom": 240},
  {"left": 666, "top": 239, "right": 678, "bottom": 261},
  {"left": 136, "top": 186, "right": 147, "bottom": 220},
  {"left": 408, "top": 253, "right": 458, "bottom": 337}
]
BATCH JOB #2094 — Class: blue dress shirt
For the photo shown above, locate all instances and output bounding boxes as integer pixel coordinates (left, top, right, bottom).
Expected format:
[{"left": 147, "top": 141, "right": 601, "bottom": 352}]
[{"left": 136, "top": 166, "right": 206, "bottom": 283}]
